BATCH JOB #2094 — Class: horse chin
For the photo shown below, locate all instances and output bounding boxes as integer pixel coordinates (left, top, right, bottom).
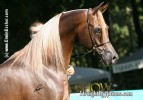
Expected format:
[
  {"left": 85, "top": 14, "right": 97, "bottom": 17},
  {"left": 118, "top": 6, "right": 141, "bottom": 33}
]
[{"left": 103, "top": 59, "right": 112, "bottom": 66}]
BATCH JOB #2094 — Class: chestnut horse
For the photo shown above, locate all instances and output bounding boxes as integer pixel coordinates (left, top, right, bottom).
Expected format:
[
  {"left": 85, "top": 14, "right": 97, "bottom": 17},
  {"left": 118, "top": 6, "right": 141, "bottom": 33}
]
[{"left": 0, "top": 2, "right": 118, "bottom": 100}]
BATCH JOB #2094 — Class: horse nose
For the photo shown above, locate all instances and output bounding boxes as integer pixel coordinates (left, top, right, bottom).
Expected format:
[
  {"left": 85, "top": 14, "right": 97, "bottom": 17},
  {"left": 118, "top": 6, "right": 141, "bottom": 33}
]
[{"left": 112, "top": 54, "right": 119, "bottom": 64}]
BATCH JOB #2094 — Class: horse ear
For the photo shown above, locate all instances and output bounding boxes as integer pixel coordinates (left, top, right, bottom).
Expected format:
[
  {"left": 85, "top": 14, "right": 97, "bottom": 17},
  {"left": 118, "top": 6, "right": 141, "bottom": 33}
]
[
  {"left": 99, "top": 4, "right": 108, "bottom": 13},
  {"left": 92, "top": 2, "right": 108, "bottom": 14}
]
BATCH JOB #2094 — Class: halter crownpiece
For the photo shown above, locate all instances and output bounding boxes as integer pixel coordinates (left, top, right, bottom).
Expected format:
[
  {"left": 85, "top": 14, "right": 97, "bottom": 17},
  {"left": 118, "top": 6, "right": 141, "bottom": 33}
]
[
  {"left": 87, "top": 8, "right": 110, "bottom": 54},
  {"left": 72, "top": 8, "right": 110, "bottom": 58}
]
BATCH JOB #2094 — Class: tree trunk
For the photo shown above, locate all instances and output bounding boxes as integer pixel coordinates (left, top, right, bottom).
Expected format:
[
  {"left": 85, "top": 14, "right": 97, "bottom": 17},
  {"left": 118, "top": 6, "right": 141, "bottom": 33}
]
[
  {"left": 140, "top": 0, "right": 143, "bottom": 10},
  {"left": 130, "top": 0, "right": 143, "bottom": 48}
]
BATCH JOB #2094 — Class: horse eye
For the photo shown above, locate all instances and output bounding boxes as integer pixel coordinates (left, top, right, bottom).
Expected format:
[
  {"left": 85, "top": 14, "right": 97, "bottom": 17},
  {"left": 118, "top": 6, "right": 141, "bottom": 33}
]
[{"left": 94, "top": 28, "right": 102, "bottom": 35}]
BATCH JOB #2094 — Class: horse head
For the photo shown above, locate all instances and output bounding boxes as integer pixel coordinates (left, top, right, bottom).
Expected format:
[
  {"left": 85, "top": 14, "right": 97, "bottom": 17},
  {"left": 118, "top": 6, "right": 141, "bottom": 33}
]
[
  {"left": 60, "top": 2, "right": 119, "bottom": 66},
  {"left": 77, "top": 3, "right": 119, "bottom": 66}
]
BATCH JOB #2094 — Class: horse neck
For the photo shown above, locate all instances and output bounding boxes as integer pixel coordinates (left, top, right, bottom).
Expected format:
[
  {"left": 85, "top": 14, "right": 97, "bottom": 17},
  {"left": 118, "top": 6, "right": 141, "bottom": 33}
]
[{"left": 59, "top": 9, "right": 87, "bottom": 69}]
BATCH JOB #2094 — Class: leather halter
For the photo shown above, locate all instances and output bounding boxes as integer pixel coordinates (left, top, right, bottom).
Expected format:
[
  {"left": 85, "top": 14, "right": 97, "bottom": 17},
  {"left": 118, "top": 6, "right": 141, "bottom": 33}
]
[
  {"left": 87, "top": 9, "right": 110, "bottom": 54},
  {"left": 72, "top": 9, "right": 110, "bottom": 58}
]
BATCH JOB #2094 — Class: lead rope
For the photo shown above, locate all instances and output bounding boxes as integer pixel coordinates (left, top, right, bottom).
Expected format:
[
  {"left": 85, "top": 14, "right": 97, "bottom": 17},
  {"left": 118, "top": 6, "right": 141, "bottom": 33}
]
[{"left": 71, "top": 46, "right": 95, "bottom": 58}]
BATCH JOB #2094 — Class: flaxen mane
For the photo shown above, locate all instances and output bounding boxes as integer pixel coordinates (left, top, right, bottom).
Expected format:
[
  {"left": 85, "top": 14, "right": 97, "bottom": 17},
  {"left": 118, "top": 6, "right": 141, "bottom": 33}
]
[{"left": 1, "top": 13, "right": 64, "bottom": 71}]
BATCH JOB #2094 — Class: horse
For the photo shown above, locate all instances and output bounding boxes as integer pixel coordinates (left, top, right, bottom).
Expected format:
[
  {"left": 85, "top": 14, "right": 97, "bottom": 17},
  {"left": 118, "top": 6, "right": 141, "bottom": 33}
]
[{"left": 0, "top": 2, "right": 119, "bottom": 100}]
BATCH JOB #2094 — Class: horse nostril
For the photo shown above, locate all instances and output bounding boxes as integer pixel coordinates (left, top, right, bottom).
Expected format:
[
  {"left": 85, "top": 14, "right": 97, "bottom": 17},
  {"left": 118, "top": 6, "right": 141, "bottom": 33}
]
[
  {"left": 113, "top": 56, "right": 116, "bottom": 60},
  {"left": 112, "top": 54, "right": 119, "bottom": 64}
]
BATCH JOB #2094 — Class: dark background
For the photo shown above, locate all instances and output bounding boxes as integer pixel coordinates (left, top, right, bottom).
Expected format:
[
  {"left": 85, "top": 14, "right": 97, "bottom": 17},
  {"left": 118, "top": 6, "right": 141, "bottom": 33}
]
[{"left": 0, "top": 0, "right": 143, "bottom": 90}]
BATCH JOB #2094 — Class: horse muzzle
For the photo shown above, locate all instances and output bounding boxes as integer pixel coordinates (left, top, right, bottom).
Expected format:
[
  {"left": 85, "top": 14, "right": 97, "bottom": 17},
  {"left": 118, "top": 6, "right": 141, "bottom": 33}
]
[{"left": 98, "top": 49, "right": 119, "bottom": 66}]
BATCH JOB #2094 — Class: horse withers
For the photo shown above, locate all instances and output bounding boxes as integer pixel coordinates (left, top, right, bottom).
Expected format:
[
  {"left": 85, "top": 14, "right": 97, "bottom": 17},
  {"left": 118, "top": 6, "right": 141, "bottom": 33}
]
[{"left": 0, "top": 2, "right": 118, "bottom": 100}]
